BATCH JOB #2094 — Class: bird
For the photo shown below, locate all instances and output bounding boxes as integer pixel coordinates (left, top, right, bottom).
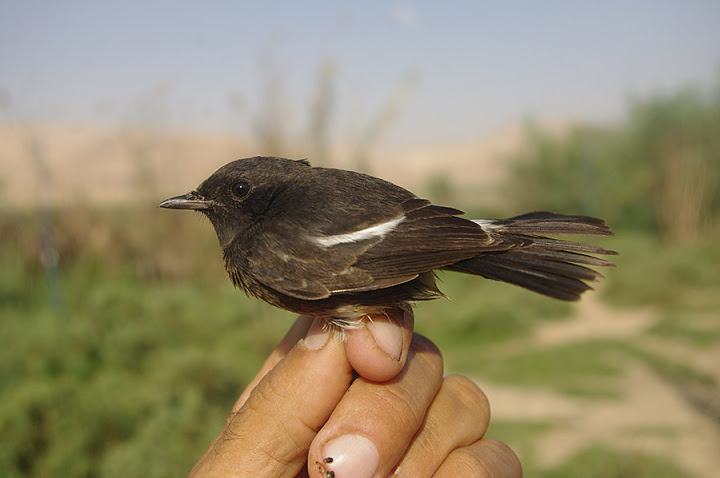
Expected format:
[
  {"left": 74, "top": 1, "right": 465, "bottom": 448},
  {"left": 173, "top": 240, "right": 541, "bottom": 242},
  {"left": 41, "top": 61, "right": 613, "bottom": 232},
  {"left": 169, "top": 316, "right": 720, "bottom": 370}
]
[{"left": 159, "top": 156, "right": 617, "bottom": 328}]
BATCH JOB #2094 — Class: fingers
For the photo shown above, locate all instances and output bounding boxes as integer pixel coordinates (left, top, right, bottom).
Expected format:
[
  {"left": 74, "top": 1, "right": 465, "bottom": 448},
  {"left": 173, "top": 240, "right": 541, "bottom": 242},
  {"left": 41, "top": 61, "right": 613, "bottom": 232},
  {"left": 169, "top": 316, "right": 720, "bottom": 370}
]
[
  {"left": 193, "top": 316, "right": 522, "bottom": 478},
  {"left": 344, "top": 308, "right": 414, "bottom": 382},
  {"left": 240, "top": 308, "right": 415, "bottom": 407},
  {"left": 309, "top": 333, "right": 443, "bottom": 478},
  {"left": 393, "top": 375, "right": 492, "bottom": 476},
  {"left": 434, "top": 439, "right": 523, "bottom": 478},
  {"left": 189, "top": 318, "right": 352, "bottom": 478}
]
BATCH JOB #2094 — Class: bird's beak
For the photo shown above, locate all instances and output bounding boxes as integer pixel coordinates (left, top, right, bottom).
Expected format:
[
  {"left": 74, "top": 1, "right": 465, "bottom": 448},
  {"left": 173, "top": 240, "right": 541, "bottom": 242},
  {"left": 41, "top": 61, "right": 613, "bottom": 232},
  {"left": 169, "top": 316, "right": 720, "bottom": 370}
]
[{"left": 158, "top": 192, "right": 213, "bottom": 210}]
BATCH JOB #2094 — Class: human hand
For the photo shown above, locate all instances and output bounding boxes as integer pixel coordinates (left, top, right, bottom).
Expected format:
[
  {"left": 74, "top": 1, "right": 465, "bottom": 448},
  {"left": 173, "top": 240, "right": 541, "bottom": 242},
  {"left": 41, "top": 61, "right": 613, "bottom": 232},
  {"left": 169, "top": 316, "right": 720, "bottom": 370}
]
[{"left": 189, "top": 313, "right": 522, "bottom": 477}]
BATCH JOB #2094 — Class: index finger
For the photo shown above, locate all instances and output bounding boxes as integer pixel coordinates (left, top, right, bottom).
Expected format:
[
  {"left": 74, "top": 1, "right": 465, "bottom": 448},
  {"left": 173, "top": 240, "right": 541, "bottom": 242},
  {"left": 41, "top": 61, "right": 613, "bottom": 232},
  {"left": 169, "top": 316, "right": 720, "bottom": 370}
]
[
  {"left": 239, "top": 309, "right": 415, "bottom": 405},
  {"left": 190, "top": 318, "right": 353, "bottom": 477}
]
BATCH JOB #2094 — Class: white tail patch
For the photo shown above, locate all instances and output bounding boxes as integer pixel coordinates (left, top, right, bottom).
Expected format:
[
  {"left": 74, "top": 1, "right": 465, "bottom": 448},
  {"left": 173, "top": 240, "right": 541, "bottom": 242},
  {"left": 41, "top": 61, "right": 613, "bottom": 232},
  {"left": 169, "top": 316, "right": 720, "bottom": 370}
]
[
  {"left": 472, "top": 219, "right": 504, "bottom": 232},
  {"left": 313, "top": 216, "right": 405, "bottom": 247}
]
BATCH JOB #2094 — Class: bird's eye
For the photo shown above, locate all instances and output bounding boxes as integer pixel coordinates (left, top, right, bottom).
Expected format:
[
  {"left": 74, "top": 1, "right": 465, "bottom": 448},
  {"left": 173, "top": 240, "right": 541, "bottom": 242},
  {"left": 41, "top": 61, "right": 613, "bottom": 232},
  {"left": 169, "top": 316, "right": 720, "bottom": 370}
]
[{"left": 231, "top": 181, "right": 251, "bottom": 199}]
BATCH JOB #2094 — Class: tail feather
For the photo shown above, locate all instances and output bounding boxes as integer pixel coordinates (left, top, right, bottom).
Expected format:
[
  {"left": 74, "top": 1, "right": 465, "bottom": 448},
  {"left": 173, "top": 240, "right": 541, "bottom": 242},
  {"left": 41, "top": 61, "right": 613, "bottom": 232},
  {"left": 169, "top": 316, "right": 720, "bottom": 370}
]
[
  {"left": 491, "top": 211, "right": 614, "bottom": 236},
  {"left": 528, "top": 237, "right": 616, "bottom": 256},
  {"left": 449, "top": 212, "right": 617, "bottom": 301}
]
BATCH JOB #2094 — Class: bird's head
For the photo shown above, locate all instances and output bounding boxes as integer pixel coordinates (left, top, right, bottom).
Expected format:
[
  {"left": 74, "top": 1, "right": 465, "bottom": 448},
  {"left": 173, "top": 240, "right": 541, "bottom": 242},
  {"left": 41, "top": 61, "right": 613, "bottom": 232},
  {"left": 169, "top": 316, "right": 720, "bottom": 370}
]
[{"left": 159, "top": 156, "right": 311, "bottom": 246}]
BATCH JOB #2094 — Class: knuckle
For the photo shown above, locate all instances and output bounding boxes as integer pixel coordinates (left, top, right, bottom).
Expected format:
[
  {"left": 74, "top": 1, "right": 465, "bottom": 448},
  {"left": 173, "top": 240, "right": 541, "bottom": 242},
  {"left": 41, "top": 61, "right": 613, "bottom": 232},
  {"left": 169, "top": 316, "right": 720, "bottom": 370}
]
[
  {"left": 437, "top": 439, "right": 523, "bottom": 477},
  {"left": 445, "top": 439, "right": 522, "bottom": 478},
  {"left": 409, "top": 332, "right": 440, "bottom": 355},
  {"left": 448, "top": 446, "right": 493, "bottom": 476},
  {"left": 369, "top": 385, "right": 426, "bottom": 430},
  {"left": 482, "top": 439, "right": 523, "bottom": 477},
  {"left": 443, "top": 375, "right": 490, "bottom": 416},
  {"left": 409, "top": 333, "right": 444, "bottom": 378}
]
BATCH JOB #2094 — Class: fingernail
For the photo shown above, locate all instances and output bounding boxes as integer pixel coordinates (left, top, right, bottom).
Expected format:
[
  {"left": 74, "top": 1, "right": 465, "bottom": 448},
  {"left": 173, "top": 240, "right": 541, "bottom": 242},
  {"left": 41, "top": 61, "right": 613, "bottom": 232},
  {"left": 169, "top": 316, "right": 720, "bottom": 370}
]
[
  {"left": 303, "top": 318, "right": 331, "bottom": 350},
  {"left": 366, "top": 318, "right": 403, "bottom": 362},
  {"left": 321, "top": 434, "right": 379, "bottom": 478}
]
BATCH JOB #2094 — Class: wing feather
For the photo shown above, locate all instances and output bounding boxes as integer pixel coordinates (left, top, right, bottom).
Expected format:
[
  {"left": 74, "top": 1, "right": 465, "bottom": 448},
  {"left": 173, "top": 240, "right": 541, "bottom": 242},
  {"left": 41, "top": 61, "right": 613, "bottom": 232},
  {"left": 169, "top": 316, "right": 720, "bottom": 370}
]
[{"left": 247, "top": 200, "right": 523, "bottom": 299}]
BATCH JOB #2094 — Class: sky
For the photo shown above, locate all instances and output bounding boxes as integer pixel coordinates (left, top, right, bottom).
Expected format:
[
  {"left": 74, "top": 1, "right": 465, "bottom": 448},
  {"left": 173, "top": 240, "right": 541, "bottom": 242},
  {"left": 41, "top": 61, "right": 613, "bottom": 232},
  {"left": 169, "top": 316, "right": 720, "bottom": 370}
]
[{"left": 2, "top": 0, "right": 720, "bottom": 147}]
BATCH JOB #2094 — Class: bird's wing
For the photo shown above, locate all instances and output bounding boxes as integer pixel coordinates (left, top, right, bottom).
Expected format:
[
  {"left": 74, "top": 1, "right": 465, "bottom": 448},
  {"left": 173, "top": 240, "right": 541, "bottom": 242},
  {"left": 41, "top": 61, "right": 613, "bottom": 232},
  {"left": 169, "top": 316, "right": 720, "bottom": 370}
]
[{"left": 246, "top": 198, "right": 523, "bottom": 300}]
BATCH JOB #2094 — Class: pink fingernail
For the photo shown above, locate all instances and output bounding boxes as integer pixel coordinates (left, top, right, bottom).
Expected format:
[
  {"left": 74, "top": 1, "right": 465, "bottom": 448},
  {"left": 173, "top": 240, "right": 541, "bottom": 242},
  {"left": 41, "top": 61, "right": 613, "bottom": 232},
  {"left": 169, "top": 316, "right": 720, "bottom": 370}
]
[
  {"left": 366, "top": 319, "right": 403, "bottom": 362},
  {"left": 320, "top": 434, "right": 379, "bottom": 478},
  {"left": 303, "top": 318, "right": 331, "bottom": 350}
]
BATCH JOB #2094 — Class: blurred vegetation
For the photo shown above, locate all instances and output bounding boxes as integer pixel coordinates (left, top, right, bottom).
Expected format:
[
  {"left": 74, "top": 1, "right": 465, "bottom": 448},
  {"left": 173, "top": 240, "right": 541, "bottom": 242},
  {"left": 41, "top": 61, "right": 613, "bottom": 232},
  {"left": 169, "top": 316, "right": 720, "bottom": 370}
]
[
  {"left": 0, "top": 207, "right": 293, "bottom": 477},
  {"left": 3, "top": 208, "right": 718, "bottom": 476},
  {"left": 508, "top": 77, "right": 720, "bottom": 244},
  {"left": 2, "top": 78, "right": 720, "bottom": 476},
  {"left": 540, "top": 445, "right": 690, "bottom": 478}
]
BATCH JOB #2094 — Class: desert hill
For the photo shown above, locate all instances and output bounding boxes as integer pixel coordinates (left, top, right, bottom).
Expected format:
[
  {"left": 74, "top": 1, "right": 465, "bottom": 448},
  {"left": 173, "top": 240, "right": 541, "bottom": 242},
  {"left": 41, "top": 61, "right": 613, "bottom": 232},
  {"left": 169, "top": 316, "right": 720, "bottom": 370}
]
[{"left": 0, "top": 121, "right": 570, "bottom": 209}]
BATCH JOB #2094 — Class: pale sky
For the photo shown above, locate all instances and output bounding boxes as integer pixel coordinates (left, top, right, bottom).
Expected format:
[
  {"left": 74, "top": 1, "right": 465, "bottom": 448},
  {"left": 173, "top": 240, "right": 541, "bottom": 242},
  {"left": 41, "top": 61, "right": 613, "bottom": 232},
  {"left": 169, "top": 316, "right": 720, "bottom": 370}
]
[{"left": 2, "top": 0, "right": 719, "bottom": 146}]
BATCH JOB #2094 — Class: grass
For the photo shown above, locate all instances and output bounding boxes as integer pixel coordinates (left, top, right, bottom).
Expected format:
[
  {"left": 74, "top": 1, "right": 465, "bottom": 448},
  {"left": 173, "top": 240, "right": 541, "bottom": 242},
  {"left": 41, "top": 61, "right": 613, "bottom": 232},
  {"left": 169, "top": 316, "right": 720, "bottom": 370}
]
[
  {"left": 603, "top": 232, "right": 720, "bottom": 310},
  {"left": 540, "top": 445, "right": 691, "bottom": 478},
  {"left": 418, "top": 270, "right": 574, "bottom": 346},
  {"left": 474, "top": 340, "right": 628, "bottom": 397},
  {"left": 648, "top": 311, "right": 720, "bottom": 345},
  {"left": 0, "top": 208, "right": 294, "bottom": 476},
  {"left": 1, "top": 207, "right": 719, "bottom": 476}
]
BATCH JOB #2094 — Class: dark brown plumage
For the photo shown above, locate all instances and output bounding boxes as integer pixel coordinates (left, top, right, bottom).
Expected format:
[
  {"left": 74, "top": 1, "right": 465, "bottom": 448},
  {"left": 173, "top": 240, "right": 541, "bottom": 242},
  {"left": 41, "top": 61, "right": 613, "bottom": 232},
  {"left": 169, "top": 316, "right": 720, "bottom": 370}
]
[{"left": 159, "top": 156, "right": 617, "bottom": 327}]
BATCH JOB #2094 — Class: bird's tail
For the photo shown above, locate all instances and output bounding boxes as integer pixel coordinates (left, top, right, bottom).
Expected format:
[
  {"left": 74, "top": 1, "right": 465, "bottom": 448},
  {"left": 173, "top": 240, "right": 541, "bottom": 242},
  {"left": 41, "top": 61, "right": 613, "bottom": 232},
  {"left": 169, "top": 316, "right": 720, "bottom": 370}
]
[{"left": 446, "top": 212, "right": 618, "bottom": 301}]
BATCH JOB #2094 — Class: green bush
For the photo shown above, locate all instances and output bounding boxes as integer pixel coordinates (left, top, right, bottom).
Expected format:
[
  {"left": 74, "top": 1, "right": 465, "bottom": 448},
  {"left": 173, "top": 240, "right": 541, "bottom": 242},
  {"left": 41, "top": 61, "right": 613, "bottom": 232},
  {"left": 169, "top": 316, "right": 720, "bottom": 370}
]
[{"left": 509, "top": 77, "right": 720, "bottom": 243}]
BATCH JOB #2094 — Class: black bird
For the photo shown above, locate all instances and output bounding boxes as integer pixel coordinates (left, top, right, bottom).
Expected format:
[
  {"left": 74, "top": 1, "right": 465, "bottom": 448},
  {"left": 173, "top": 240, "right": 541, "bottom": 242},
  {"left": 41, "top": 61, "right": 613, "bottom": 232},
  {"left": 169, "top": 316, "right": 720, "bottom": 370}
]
[{"left": 159, "top": 156, "right": 616, "bottom": 328}]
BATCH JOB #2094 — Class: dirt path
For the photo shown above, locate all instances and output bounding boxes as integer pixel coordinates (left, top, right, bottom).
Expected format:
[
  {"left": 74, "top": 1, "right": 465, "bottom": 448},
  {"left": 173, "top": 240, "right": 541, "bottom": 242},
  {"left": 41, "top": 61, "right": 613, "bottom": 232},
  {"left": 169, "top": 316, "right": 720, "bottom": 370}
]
[{"left": 478, "top": 297, "right": 720, "bottom": 476}]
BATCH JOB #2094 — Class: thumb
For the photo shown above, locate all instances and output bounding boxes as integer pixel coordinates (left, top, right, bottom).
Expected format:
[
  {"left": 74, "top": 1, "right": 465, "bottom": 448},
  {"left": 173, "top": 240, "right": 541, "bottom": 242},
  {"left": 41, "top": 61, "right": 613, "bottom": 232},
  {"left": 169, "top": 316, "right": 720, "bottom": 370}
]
[
  {"left": 189, "top": 319, "right": 353, "bottom": 477},
  {"left": 344, "top": 308, "right": 414, "bottom": 382}
]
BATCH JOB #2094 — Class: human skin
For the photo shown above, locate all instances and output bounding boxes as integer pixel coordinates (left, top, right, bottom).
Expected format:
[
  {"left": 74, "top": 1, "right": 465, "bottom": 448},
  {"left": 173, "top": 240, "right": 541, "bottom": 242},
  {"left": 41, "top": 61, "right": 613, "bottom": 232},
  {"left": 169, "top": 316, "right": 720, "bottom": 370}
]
[{"left": 189, "top": 312, "right": 522, "bottom": 477}]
